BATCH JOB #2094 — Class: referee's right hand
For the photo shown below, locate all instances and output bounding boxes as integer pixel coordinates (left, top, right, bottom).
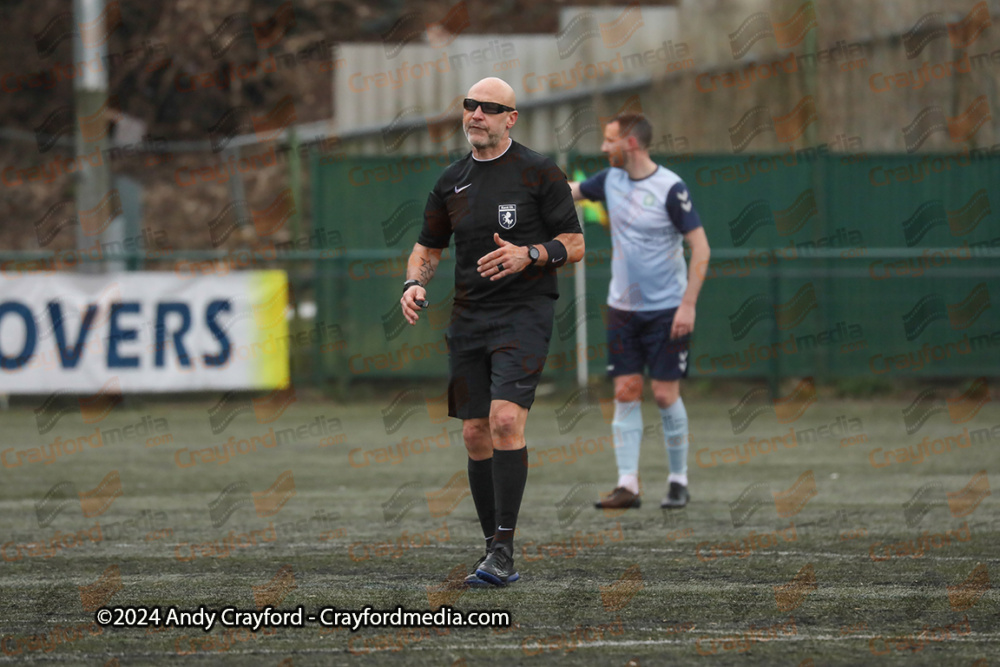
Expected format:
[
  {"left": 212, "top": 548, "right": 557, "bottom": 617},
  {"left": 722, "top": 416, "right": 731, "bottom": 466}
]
[{"left": 401, "top": 284, "right": 428, "bottom": 325}]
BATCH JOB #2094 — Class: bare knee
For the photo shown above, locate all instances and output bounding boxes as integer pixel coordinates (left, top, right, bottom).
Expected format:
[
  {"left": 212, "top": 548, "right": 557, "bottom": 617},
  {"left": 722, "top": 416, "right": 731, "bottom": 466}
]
[
  {"left": 489, "top": 404, "right": 524, "bottom": 450},
  {"left": 653, "top": 382, "right": 680, "bottom": 409},
  {"left": 463, "top": 419, "right": 492, "bottom": 460},
  {"left": 614, "top": 375, "right": 643, "bottom": 403}
]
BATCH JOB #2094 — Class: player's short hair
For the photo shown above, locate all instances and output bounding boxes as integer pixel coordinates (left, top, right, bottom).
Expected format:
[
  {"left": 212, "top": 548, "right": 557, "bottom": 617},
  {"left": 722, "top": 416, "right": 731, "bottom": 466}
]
[{"left": 613, "top": 113, "right": 653, "bottom": 149}]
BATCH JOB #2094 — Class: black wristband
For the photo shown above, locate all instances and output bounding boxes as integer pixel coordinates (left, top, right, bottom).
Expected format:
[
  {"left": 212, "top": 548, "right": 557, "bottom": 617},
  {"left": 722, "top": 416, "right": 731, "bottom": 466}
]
[
  {"left": 402, "top": 279, "right": 422, "bottom": 293},
  {"left": 541, "top": 240, "right": 567, "bottom": 267}
]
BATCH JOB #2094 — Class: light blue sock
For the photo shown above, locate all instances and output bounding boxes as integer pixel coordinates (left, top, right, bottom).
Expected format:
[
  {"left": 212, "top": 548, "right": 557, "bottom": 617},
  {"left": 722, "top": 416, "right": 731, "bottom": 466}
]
[
  {"left": 660, "top": 397, "right": 689, "bottom": 479},
  {"left": 612, "top": 400, "right": 643, "bottom": 477}
]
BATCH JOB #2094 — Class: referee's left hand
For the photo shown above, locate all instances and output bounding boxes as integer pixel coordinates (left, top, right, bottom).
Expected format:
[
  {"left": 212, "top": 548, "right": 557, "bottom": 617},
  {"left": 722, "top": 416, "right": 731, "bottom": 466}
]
[{"left": 477, "top": 233, "right": 529, "bottom": 281}]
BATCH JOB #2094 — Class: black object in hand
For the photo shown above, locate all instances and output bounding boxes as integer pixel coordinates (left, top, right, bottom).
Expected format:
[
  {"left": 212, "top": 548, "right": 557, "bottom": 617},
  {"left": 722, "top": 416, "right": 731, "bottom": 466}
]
[{"left": 415, "top": 299, "right": 429, "bottom": 309}]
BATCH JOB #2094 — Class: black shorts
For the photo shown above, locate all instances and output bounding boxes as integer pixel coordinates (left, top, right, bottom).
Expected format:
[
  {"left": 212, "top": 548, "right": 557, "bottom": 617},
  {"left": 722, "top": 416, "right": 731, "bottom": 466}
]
[
  {"left": 606, "top": 306, "right": 690, "bottom": 381},
  {"left": 446, "top": 298, "right": 555, "bottom": 419}
]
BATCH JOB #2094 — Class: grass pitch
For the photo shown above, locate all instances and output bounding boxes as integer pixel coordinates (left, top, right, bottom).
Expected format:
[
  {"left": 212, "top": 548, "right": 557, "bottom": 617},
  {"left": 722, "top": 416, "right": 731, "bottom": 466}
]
[{"left": 0, "top": 389, "right": 997, "bottom": 666}]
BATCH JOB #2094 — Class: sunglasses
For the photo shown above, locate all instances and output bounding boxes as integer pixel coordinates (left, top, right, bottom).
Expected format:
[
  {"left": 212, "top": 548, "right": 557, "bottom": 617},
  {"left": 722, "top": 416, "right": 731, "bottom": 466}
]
[{"left": 463, "top": 98, "right": 516, "bottom": 114}]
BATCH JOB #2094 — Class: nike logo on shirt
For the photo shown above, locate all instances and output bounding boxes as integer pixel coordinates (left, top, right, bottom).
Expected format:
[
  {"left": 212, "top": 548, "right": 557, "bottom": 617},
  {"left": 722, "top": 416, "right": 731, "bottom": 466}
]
[{"left": 455, "top": 183, "right": 471, "bottom": 193}]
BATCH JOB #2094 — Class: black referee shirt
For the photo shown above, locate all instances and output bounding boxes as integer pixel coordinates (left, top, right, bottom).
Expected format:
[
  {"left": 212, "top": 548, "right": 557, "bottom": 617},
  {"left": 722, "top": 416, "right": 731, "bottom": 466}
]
[{"left": 418, "top": 140, "right": 582, "bottom": 306}]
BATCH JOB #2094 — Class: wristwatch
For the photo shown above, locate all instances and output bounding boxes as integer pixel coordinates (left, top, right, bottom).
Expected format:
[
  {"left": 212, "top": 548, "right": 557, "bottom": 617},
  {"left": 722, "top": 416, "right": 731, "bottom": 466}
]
[
  {"left": 527, "top": 245, "right": 540, "bottom": 265},
  {"left": 402, "top": 279, "right": 422, "bottom": 293}
]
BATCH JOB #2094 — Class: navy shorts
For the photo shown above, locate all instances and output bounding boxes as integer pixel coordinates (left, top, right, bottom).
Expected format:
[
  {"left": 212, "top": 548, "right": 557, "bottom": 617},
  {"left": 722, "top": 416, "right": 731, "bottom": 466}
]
[
  {"left": 446, "top": 298, "right": 555, "bottom": 419},
  {"left": 605, "top": 306, "right": 690, "bottom": 380}
]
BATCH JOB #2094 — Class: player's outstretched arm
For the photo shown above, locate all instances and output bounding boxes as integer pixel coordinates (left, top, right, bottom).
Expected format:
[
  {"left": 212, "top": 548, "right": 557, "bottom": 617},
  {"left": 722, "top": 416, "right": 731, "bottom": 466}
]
[
  {"left": 568, "top": 181, "right": 585, "bottom": 201},
  {"left": 401, "top": 242, "right": 442, "bottom": 325},
  {"left": 671, "top": 226, "right": 710, "bottom": 340}
]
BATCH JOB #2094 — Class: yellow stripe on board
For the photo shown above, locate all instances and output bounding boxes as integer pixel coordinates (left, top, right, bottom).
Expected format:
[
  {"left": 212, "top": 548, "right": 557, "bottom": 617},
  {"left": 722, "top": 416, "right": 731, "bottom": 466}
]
[{"left": 250, "top": 271, "right": 290, "bottom": 389}]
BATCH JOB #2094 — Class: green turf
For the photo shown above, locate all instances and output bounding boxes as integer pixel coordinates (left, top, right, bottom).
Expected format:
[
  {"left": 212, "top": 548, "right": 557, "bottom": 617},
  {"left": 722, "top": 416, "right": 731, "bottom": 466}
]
[{"left": 1, "top": 392, "right": 997, "bottom": 665}]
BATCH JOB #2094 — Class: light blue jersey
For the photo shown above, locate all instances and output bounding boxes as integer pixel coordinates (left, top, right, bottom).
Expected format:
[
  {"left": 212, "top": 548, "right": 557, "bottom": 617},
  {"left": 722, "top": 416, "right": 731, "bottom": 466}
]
[{"left": 580, "top": 166, "right": 702, "bottom": 311}]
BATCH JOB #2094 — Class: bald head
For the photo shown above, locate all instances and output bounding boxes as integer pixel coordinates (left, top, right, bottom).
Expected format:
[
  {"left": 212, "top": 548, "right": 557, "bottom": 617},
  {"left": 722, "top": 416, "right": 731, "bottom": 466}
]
[
  {"left": 463, "top": 77, "right": 517, "bottom": 158},
  {"left": 467, "top": 77, "right": 516, "bottom": 109}
]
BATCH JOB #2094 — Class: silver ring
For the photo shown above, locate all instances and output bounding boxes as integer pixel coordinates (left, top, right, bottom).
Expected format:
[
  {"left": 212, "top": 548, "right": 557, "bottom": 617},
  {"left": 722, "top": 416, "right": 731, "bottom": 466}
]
[{"left": 497, "top": 263, "right": 504, "bottom": 272}]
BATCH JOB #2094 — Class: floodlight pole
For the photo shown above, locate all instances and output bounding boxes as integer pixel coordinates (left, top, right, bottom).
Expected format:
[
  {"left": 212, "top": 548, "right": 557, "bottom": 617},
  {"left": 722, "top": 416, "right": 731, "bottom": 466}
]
[{"left": 73, "top": 0, "right": 112, "bottom": 272}]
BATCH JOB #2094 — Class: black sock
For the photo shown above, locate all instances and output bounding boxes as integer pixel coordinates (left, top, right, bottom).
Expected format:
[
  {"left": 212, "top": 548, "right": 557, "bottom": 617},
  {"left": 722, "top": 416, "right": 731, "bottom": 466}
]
[
  {"left": 467, "top": 457, "right": 495, "bottom": 542},
  {"left": 492, "top": 448, "right": 528, "bottom": 550}
]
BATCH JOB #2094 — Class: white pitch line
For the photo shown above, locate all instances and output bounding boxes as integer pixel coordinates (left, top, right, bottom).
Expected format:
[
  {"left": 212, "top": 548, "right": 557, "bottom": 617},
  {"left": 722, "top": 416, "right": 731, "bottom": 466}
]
[
  {"left": 170, "top": 632, "right": 1000, "bottom": 654},
  {"left": 34, "top": 631, "right": 1000, "bottom": 661},
  {"left": 354, "top": 632, "right": 1000, "bottom": 653},
  {"left": 293, "top": 540, "right": 999, "bottom": 563}
]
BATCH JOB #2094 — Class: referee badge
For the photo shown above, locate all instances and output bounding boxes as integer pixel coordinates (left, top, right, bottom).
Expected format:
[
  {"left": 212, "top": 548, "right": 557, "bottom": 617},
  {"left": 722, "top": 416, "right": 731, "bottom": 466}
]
[{"left": 498, "top": 204, "right": 516, "bottom": 229}]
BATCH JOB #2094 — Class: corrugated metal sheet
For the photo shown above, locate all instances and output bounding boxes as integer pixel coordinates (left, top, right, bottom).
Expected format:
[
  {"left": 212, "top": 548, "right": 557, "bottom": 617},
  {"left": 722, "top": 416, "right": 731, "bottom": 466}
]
[{"left": 333, "top": 6, "right": 683, "bottom": 155}]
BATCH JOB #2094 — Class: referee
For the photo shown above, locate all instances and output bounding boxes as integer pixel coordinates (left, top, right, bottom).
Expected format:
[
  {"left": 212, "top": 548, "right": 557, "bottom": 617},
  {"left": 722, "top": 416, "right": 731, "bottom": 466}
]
[{"left": 400, "top": 77, "right": 584, "bottom": 587}]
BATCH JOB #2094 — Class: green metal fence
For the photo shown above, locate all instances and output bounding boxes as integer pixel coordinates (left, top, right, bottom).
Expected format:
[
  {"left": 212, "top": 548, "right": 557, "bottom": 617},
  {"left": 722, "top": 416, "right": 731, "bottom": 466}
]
[
  {"left": 8, "top": 150, "right": 992, "bottom": 392},
  {"left": 310, "top": 151, "right": 1000, "bottom": 386}
]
